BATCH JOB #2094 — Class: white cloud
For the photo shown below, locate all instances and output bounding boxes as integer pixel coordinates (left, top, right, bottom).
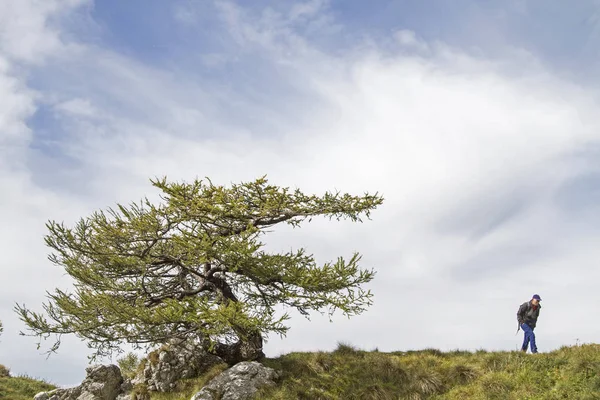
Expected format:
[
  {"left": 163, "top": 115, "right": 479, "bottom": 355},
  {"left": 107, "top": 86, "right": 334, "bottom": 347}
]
[
  {"left": 0, "top": 0, "right": 88, "bottom": 64},
  {"left": 173, "top": 3, "right": 198, "bottom": 25},
  {"left": 0, "top": 0, "right": 89, "bottom": 155},
  {"left": 394, "top": 29, "right": 430, "bottom": 52},
  {"left": 2, "top": 0, "right": 600, "bottom": 387},
  {"left": 199, "top": 53, "right": 236, "bottom": 68},
  {"left": 0, "top": 57, "right": 37, "bottom": 154},
  {"left": 0, "top": 0, "right": 96, "bottom": 386},
  {"left": 289, "top": 0, "right": 329, "bottom": 21},
  {"left": 55, "top": 98, "right": 99, "bottom": 118},
  {"left": 214, "top": 0, "right": 339, "bottom": 56}
]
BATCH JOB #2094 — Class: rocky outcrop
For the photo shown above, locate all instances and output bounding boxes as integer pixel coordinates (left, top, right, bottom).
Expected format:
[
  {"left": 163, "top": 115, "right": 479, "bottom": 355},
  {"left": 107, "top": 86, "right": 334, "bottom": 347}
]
[
  {"left": 33, "top": 339, "right": 275, "bottom": 400},
  {"left": 133, "top": 337, "right": 224, "bottom": 392},
  {"left": 191, "top": 361, "right": 280, "bottom": 400},
  {"left": 34, "top": 364, "right": 124, "bottom": 400}
]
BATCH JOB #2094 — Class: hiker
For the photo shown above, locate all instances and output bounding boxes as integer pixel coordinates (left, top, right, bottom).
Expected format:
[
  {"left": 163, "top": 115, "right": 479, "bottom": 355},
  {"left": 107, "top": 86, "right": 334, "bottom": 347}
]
[{"left": 517, "top": 294, "right": 542, "bottom": 353}]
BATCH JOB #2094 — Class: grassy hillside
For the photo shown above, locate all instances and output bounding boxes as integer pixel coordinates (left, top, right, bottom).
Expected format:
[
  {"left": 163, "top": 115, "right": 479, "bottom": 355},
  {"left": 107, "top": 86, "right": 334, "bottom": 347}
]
[
  {"left": 5, "top": 344, "right": 600, "bottom": 400},
  {"left": 258, "top": 343, "right": 600, "bottom": 399},
  {"left": 145, "top": 343, "right": 600, "bottom": 400},
  {"left": 0, "top": 364, "right": 56, "bottom": 400}
]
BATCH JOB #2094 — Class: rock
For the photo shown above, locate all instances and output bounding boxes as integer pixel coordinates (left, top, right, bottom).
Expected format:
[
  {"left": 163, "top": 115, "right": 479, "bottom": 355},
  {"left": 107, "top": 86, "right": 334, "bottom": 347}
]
[
  {"left": 82, "top": 365, "right": 124, "bottom": 399},
  {"left": 214, "top": 332, "right": 264, "bottom": 365},
  {"left": 135, "top": 337, "right": 224, "bottom": 392},
  {"left": 33, "top": 385, "right": 81, "bottom": 400},
  {"left": 33, "top": 364, "right": 124, "bottom": 400},
  {"left": 120, "top": 379, "right": 133, "bottom": 394},
  {"left": 115, "top": 379, "right": 135, "bottom": 400},
  {"left": 190, "top": 361, "right": 280, "bottom": 400}
]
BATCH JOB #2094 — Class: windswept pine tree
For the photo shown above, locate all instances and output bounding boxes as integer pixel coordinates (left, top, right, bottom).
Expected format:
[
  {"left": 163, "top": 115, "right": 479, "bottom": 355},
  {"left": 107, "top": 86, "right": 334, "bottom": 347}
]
[{"left": 16, "top": 177, "right": 383, "bottom": 363}]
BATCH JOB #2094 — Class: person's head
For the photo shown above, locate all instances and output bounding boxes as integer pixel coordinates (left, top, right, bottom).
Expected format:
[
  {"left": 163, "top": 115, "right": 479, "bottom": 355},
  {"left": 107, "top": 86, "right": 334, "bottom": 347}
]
[{"left": 532, "top": 294, "right": 541, "bottom": 305}]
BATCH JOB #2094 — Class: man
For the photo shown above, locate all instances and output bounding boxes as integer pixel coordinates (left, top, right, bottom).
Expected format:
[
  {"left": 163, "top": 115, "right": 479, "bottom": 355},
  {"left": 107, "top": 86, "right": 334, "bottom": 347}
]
[{"left": 517, "top": 294, "right": 542, "bottom": 353}]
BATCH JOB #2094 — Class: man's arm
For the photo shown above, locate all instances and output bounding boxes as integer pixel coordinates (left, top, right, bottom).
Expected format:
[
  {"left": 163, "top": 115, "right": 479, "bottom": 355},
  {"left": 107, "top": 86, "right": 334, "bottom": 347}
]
[{"left": 517, "top": 302, "right": 528, "bottom": 324}]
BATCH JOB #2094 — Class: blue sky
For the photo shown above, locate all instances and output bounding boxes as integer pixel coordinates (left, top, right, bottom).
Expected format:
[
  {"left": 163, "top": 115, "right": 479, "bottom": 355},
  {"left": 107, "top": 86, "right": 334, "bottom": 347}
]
[
  {"left": 81, "top": 0, "right": 600, "bottom": 77},
  {"left": 2, "top": 0, "right": 600, "bottom": 388}
]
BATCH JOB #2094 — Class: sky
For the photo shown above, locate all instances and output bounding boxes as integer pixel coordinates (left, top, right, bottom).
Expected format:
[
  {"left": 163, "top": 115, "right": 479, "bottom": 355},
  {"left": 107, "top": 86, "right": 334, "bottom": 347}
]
[{"left": 1, "top": 0, "right": 600, "bottom": 388}]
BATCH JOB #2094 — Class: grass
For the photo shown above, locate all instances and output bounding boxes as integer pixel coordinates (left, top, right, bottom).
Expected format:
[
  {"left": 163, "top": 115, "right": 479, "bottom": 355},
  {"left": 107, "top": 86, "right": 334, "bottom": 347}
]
[
  {"left": 4, "top": 344, "right": 600, "bottom": 400},
  {"left": 141, "top": 342, "right": 600, "bottom": 399},
  {"left": 0, "top": 364, "right": 56, "bottom": 400},
  {"left": 257, "top": 343, "right": 600, "bottom": 400}
]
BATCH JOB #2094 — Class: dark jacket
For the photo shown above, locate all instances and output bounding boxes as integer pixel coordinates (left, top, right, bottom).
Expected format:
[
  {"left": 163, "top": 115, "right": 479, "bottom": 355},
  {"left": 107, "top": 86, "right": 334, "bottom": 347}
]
[{"left": 517, "top": 301, "right": 541, "bottom": 328}]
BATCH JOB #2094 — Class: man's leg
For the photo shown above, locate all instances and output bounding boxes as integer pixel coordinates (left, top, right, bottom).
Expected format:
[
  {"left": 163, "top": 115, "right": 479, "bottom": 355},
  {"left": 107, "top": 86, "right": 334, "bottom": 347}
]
[
  {"left": 529, "top": 328, "right": 538, "bottom": 354},
  {"left": 521, "top": 323, "right": 531, "bottom": 352}
]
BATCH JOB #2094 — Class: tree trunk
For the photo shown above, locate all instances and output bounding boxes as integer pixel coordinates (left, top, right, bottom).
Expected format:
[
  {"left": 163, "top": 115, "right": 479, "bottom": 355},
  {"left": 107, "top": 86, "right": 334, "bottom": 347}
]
[{"left": 206, "top": 274, "right": 265, "bottom": 364}]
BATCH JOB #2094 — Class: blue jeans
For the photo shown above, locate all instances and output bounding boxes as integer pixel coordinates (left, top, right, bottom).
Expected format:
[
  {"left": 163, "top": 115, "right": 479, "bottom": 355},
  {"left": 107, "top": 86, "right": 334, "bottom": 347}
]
[{"left": 521, "top": 323, "right": 537, "bottom": 353}]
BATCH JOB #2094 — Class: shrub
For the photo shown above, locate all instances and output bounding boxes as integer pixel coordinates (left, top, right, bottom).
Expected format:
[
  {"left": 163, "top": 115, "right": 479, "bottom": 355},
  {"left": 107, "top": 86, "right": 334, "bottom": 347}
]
[
  {"left": 333, "top": 341, "right": 360, "bottom": 356},
  {"left": 0, "top": 364, "right": 10, "bottom": 378},
  {"left": 117, "top": 352, "right": 141, "bottom": 379},
  {"left": 449, "top": 364, "right": 479, "bottom": 385}
]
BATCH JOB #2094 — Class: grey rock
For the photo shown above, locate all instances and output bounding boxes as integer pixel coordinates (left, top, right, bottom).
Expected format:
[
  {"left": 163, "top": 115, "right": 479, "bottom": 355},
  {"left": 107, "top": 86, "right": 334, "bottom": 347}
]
[
  {"left": 120, "top": 379, "right": 133, "bottom": 394},
  {"left": 32, "top": 364, "right": 123, "bottom": 400},
  {"left": 190, "top": 361, "right": 279, "bottom": 400},
  {"left": 135, "top": 337, "right": 223, "bottom": 393},
  {"left": 32, "top": 386, "right": 81, "bottom": 400}
]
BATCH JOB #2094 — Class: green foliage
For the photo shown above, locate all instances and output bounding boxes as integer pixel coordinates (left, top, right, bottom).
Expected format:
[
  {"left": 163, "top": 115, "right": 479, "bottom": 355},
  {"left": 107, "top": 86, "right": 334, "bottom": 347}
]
[
  {"left": 15, "top": 176, "right": 383, "bottom": 359},
  {"left": 0, "top": 364, "right": 10, "bottom": 378},
  {"left": 333, "top": 341, "right": 360, "bottom": 356},
  {"left": 117, "top": 352, "right": 141, "bottom": 379},
  {"left": 0, "top": 374, "right": 55, "bottom": 400},
  {"left": 132, "top": 382, "right": 151, "bottom": 400}
]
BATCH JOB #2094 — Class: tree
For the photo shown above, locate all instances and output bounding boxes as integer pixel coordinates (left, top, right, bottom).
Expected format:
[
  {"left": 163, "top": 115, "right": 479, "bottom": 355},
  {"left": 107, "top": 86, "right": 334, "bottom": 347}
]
[{"left": 16, "top": 176, "right": 383, "bottom": 363}]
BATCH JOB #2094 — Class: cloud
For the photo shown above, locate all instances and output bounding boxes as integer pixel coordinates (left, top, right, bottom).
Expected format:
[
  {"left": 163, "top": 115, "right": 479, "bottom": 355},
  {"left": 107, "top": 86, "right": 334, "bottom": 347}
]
[
  {"left": 55, "top": 98, "right": 99, "bottom": 118},
  {"left": 0, "top": 0, "right": 97, "bottom": 386},
  {"left": 0, "top": 0, "right": 88, "bottom": 64},
  {"left": 289, "top": 0, "right": 329, "bottom": 21},
  {"left": 394, "top": 29, "right": 430, "bottom": 52},
  {"left": 3, "top": 0, "right": 600, "bottom": 387},
  {"left": 0, "top": 58, "right": 37, "bottom": 157},
  {"left": 173, "top": 2, "right": 198, "bottom": 25}
]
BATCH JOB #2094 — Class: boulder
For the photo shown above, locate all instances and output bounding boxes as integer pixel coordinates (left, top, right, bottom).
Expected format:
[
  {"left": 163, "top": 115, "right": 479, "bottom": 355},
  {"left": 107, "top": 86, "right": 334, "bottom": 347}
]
[
  {"left": 134, "top": 337, "right": 224, "bottom": 392},
  {"left": 33, "top": 364, "right": 123, "bottom": 400},
  {"left": 190, "top": 361, "right": 280, "bottom": 400}
]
